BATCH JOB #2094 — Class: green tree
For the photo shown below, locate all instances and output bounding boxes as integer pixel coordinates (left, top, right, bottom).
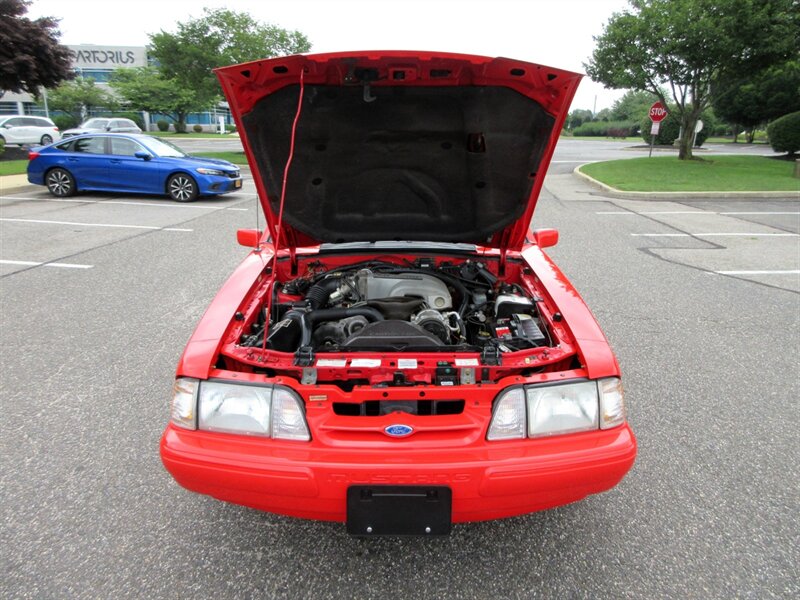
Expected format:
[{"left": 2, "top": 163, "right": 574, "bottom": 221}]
[
  {"left": 609, "top": 90, "right": 659, "bottom": 121},
  {"left": 148, "top": 8, "right": 311, "bottom": 128},
  {"left": 109, "top": 67, "right": 196, "bottom": 131},
  {"left": 46, "top": 78, "right": 116, "bottom": 122},
  {"left": 713, "top": 61, "right": 800, "bottom": 143},
  {"left": 0, "top": 0, "right": 73, "bottom": 96},
  {"left": 568, "top": 109, "right": 594, "bottom": 129},
  {"left": 585, "top": 0, "right": 799, "bottom": 160}
]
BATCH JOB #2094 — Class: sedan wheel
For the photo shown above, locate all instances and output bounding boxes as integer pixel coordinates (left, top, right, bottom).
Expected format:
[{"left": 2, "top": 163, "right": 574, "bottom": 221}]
[
  {"left": 40, "top": 134, "right": 53, "bottom": 145},
  {"left": 46, "top": 168, "right": 76, "bottom": 197},
  {"left": 167, "top": 174, "right": 198, "bottom": 202}
]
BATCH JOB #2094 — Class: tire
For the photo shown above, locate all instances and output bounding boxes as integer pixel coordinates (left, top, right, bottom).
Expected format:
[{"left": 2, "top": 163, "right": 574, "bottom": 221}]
[
  {"left": 40, "top": 134, "right": 53, "bottom": 145},
  {"left": 46, "top": 168, "right": 76, "bottom": 197},
  {"left": 167, "top": 173, "right": 198, "bottom": 202}
]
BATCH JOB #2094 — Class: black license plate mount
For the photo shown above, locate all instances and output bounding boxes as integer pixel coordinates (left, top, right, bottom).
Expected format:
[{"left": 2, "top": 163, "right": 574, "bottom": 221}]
[{"left": 346, "top": 485, "right": 452, "bottom": 536}]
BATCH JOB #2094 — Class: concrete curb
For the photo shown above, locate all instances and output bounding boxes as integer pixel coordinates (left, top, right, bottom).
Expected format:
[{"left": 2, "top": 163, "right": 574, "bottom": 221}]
[
  {"left": 573, "top": 165, "right": 800, "bottom": 200},
  {"left": 0, "top": 174, "right": 35, "bottom": 195}
]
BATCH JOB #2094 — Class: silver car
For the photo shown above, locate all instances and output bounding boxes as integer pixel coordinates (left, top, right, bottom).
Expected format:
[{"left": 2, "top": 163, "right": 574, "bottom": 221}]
[
  {"left": 0, "top": 115, "right": 61, "bottom": 146},
  {"left": 62, "top": 118, "right": 142, "bottom": 138}
]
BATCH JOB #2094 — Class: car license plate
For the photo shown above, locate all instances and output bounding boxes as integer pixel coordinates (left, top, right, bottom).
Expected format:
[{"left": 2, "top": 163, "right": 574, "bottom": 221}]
[
  {"left": 234, "top": 179, "right": 242, "bottom": 189},
  {"left": 346, "top": 486, "right": 451, "bottom": 536}
]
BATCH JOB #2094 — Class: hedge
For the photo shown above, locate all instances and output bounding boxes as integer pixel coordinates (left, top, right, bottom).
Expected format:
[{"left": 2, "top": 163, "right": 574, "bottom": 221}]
[
  {"left": 767, "top": 111, "right": 800, "bottom": 155},
  {"left": 571, "top": 120, "right": 639, "bottom": 138}
]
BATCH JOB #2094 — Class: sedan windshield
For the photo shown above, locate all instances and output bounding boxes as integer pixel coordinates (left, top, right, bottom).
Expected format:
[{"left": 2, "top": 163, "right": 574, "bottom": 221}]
[
  {"left": 81, "top": 119, "right": 109, "bottom": 129},
  {"left": 139, "top": 136, "right": 187, "bottom": 158}
]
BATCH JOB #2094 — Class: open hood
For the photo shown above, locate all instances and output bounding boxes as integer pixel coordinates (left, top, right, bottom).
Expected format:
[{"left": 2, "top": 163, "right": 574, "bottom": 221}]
[{"left": 216, "top": 51, "right": 581, "bottom": 252}]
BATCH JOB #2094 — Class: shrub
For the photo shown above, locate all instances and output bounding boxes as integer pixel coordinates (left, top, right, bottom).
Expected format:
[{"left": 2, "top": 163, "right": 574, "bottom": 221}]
[
  {"left": 571, "top": 120, "right": 638, "bottom": 137},
  {"left": 52, "top": 115, "right": 79, "bottom": 131},
  {"left": 174, "top": 122, "right": 187, "bottom": 133},
  {"left": 767, "top": 111, "right": 800, "bottom": 155},
  {"left": 156, "top": 119, "right": 170, "bottom": 132},
  {"left": 225, "top": 124, "right": 236, "bottom": 133},
  {"left": 192, "top": 124, "right": 203, "bottom": 133},
  {"left": 0, "top": 136, "right": 4, "bottom": 155}
]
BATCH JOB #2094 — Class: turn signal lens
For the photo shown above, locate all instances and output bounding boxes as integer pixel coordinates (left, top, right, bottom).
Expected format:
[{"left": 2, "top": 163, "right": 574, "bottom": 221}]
[
  {"left": 599, "top": 378, "right": 626, "bottom": 429},
  {"left": 170, "top": 378, "right": 198, "bottom": 430},
  {"left": 487, "top": 387, "right": 527, "bottom": 440}
]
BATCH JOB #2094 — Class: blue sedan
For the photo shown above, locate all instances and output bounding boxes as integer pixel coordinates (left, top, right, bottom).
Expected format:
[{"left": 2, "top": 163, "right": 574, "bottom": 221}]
[{"left": 27, "top": 133, "right": 243, "bottom": 202}]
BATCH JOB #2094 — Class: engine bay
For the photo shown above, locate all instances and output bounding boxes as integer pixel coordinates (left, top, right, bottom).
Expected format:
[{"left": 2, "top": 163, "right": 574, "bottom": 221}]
[{"left": 237, "top": 258, "right": 554, "bottom": 356}]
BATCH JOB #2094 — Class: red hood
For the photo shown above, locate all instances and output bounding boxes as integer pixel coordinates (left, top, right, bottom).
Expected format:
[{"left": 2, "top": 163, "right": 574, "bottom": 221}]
[{"left": 216, "top": 51, "right": 581, "bottom": 252}]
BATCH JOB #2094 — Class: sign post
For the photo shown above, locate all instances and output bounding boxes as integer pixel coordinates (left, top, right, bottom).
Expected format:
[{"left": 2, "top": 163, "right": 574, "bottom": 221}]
[
  {"left": 648, "top": 101, "right": 667, "bottom": 158},
  {"left": 692, "top": 119, "right": 704, "bottom": 148}
]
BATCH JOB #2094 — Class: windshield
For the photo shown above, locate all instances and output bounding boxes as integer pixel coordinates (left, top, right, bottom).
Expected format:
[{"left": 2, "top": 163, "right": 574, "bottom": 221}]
[
  {"left": 81, "top": 119, "right": 109, "bottom": 129},
  {"left": 139, "top": 136, "right": 187, "bottom": 158}
]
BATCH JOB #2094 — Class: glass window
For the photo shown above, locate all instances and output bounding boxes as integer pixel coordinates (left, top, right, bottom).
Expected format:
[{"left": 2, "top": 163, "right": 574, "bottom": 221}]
[
  {"left": 138, "top": 136, "right": 186, "bottom": 158},
  {"left": 54, "top": 140, "right": 74, "bottom": 152},
  {"left": 110, "top": 137, "right": 144, "bottom": 156},
  {"left": 73, "top": 137, "right": 107, "bottom": 154},
  {"left": 3, "top": 117, "right": 25, "bottom": 127},
  {"left": 24, "top": 117, "right": 48, "bottom": 126}
]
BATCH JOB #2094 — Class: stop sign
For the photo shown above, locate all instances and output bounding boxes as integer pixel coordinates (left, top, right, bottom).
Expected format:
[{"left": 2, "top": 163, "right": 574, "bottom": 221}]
[{"left": 649, "top": 102, "right": 668, "bottom": 122}]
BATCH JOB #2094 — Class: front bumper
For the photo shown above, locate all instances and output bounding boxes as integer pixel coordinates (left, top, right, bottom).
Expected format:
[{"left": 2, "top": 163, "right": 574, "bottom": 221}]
[
  {"left": 197, "top": 174, "right": 243, "bottom": 195},
  {"left": 160, "top": 423, "right": 636, "bottom": 523}
]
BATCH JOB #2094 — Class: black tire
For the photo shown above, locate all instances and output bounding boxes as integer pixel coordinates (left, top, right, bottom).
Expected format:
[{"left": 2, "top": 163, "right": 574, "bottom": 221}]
[
  {"left": 40, "top": 134, "right": 53, "bottom": 145},
  {"left": 46, "top": 168, "right": 76, "bottom": 197},
  {"left": 167, "top": 173, "right": 198, "bottom": 202}
]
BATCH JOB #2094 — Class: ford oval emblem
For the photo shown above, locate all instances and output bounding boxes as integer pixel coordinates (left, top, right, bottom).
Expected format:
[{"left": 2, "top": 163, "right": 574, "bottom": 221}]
[{"left": 384, "top": 424, "right": 414, "bottom": 437}]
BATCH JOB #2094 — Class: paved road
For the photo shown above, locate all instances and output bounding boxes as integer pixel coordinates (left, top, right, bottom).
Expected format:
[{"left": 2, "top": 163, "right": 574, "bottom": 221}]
[{"left": 1, "top": 141, "right": 798, "bottom": 599}]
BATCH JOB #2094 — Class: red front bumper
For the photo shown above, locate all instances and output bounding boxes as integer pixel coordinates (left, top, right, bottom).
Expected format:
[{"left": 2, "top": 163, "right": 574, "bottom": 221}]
[{"left": 160, "top": 423, "right": 636, "bottom": 523}]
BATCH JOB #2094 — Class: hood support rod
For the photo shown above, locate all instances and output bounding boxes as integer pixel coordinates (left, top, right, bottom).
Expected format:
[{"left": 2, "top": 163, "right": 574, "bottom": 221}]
[{"left": 263, "top": 67, "right": 306, "bottom": 351}]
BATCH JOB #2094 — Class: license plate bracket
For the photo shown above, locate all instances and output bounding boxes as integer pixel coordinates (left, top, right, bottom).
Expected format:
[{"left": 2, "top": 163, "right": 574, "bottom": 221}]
[
  {"left": 346, "top": 485, "right": 452, "bottom": 536},
  {"left": 234, "top": 179, "right": 242, "bottom": 189}
]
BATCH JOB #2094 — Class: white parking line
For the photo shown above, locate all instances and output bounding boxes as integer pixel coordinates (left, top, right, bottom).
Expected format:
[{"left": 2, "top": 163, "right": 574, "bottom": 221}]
[
  {"left": 0, "top": 196, "right": 248, "bottom": 211},
  {"left": 0, "top": 218, "right": 192, "bottom": 232},
  {"left": 632, "top": 233, "right": 799, "bottom": 237},
  {"left": 712, "top": 270, "right": 800, "bottom": 275},
  {"left": 720, "top": 212, "right": 800, "bottom": 215},
  {"left": 1, "top": 259, "right": 93, "bottom": 269}
]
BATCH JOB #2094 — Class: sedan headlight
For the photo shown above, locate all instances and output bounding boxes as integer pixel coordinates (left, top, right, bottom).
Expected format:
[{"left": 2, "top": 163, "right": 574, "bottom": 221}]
[
  {"left": 169, "top": 379, "right": 310, "bottom": 441},
  {"left": 196, "top": 167, "right": 226, "bottom": 176},
  {"left": 487, "top": 378, "right": 626, "bottom": 440}
]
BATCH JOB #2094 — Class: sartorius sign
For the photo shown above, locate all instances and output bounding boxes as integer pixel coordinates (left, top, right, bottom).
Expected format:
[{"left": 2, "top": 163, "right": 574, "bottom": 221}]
[{"left": 69, "top": 45, "right": 147, "bottom": 69}]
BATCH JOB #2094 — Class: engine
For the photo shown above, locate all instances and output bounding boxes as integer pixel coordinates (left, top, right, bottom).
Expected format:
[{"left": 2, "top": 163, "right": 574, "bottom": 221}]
[{"left": 242, "top": 261, "right": 551, "bottom": 354}]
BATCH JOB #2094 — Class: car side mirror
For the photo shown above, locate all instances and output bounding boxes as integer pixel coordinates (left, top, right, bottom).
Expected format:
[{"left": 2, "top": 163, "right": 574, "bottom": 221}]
[
  {"left": 134, "top": 151, "right": 152, "bottom": 161},
  {"left": 533, "top": 228, "right": 559, "bottom": 248},
  {"left": 105, "top": 126, "right": 112, "bottom": 131},
  {"left": 237, "top": 229, "right": 262, "bottom": 247}
]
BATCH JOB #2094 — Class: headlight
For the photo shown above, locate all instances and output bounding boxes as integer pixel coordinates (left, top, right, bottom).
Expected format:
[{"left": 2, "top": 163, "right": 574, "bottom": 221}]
[
  {"left": 487, "top": 378, "right": 625, "bottom": 440},
  {"left": 196, "top": 167, "right": 225, "bottom": 176},
  {"left": 527, "top": 381, "right": 598, "bottom": 437},
  {"left": 170, "top": 379, "right": 310, "bottom": 441}
]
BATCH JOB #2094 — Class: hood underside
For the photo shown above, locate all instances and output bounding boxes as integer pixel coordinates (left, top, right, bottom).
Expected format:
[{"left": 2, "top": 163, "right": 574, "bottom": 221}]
[{"left": 216, "top": 52, "right": 581, "bottom": 251}]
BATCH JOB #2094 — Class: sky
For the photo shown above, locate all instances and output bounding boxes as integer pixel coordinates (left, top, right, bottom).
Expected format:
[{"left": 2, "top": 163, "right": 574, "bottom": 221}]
[{"left": 27, "top": 0, "right": 633, "bottom": 112}]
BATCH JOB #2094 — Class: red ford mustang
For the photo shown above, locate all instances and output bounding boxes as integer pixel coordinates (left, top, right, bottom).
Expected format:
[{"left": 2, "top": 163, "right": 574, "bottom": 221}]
[{"left": 160, "top": 51, "right": 636, "bottom": 535}]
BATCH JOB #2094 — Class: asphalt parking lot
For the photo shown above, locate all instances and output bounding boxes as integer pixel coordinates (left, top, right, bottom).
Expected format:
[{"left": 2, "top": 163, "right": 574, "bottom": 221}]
[{"left": 1, "top": 142, "right": 798, "bottom": 598}]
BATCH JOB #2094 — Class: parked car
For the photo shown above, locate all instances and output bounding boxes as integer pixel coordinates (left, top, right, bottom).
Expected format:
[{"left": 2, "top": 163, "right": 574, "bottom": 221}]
[
  {"left": 0, "top": 115, "right": 60, "bottom": 146},
  {"left": 159, "top": 51, "right": 637, "bottom": 535},
  {"left": 27, "top": 133, "right": 242, "bottom": 201},
  {"left": 61, "top": 117, "right": 142, "bottom": 138}
]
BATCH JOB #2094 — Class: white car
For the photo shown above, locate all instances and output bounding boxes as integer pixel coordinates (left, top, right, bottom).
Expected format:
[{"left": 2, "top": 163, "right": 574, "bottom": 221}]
[
  {"left": 61, "top": 118, "right": 142, "bottom": 138},
  {"left": 0, "top": 115, "right": 61, "bottom": 146}
]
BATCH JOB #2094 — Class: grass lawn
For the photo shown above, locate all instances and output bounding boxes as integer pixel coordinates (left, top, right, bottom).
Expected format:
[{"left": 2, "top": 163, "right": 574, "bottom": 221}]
[
  {"left": 0, "top": 160, "right": 28, "bottom": 176},
  {"left": 193, "top": 151, "right": 249, "bottom": 165},
  {"left": 580, "top": 155, "right": 799, "bottom": 192},
  {"left": 147, "top": 131, "right": 236, "bottom": 139}
]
